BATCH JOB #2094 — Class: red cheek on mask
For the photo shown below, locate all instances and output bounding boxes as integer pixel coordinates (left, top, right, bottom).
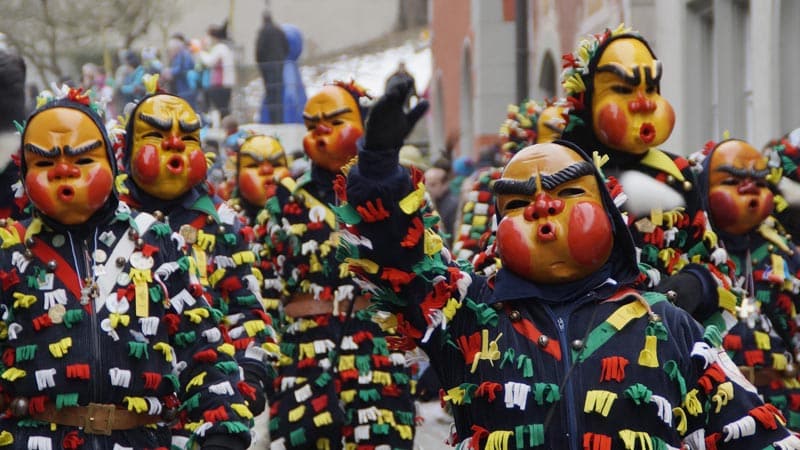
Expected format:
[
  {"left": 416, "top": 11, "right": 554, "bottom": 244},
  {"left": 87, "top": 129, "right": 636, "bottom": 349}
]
[
  {"left": 708, "top": 191, "right": 740, "bottom": 230},
  {"left": 596, "top": 103, "right": 628, "bottom": 147},
  {"left": 334, "top": 125, "right": 363, "bottom": 154},
  {"left": 759, "top": 194, "right": 775, "bottom": 220},
  {"left": 133, "top": 145, "right": 161, "bottom": 184},
  {"left": 568, "top": 202, "right": 613, "bottom": 266},
  {"left": 86, "top": 167, "right": 113, "bottom": 209},
  {"left": 497, "top": 219, "right": 532, "bottom": 277},
  {"left": 302, "top": 135, "right": 316, "bottom": 156},
  {"left": 25, "top": 173, "right": 56, "bottom": 212},
  {"left": 238, "top": 172, "right": 263, "bottom": 203},
  {"left": 186, "top": 150, "right": 208, "bottom": 186}
]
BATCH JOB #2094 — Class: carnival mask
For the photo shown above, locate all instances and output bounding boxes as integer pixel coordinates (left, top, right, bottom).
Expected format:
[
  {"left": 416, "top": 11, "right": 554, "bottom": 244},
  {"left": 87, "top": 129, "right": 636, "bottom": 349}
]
[
  {"left": 708, "top": 140, "right": 774, "bottom": 235},
  {"left": 591, "top": 37, "right": 675, "bottom": 154},
  {"left": 130, "top": 95, "right": 205, "bottom": 200},
  {"left": 494, "top": 143, "right": 613, "bottom": 283},
  {"left": 302, "top": 85, "right": 364, "bottom": 172},
  {"left": 536, "top": 104, "right": 567, "bottom": 144},
  {"left": 23, "top": 107, "right": 114, "bottom": 225},
  {"left": 238, "top": 135, "right": 289, "bottom": 207}
]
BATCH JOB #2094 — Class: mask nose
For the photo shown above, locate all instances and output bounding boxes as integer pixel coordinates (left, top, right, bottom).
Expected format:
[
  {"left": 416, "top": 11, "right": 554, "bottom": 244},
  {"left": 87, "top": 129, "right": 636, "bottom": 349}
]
[
  {"left": 314, "top": 123, "right": 332, "bottom": 135},
  {"left": 48, "top": 162, "right": 80, "bottom": 181},
  {"left": 523, "top": 193, "right": 565, "bottom": 221},
  {"left": 162, "top": 135, "right": 185, "bottom": 151},
  {"left": 628, "top": 90, "right": 657, "bottom": 113},
  {"left": 738, "top": 179, "right": 760, "bottom": 195},
  {"left": 259, "top": 163, "right": 274, "bottom": 176}
]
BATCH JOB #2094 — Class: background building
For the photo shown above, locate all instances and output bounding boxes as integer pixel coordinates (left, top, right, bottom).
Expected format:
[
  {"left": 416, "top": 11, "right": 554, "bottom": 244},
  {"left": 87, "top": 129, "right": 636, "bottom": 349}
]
[{"left": 429, "top": 0, "right": 800, "bottom": 160}]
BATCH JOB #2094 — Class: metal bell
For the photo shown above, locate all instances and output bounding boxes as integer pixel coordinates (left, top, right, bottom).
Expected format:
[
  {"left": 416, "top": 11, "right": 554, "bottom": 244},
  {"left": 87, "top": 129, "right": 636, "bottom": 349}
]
[
  {"left": 10, "top": 397, "right": 28, "bottom": 417},
  {"left": 46, "top": 260, "right": 57, "bottom": 271},
  {"left": 508, "top": 310, "right": 521, "bottom": 322},
  {"left": 538, "top": 335, "right": 549, "bottom": 348},
  {"left": 571, "top": 339, "right": 584, "bottom": 350}
]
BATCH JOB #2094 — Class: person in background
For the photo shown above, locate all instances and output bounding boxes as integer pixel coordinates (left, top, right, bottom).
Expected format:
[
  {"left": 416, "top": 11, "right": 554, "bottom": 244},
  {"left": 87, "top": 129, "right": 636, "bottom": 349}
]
[
  {"left": 116, "top": 88, "right": 279, "bottom": 445},
  {"left": 255, "top": 12, "right": 288, "bottom": 124},
  {"left": 118, "top": 50, "right": 145, "bottom": 107},
  {"left": 0, "top": 48, "right": 27, "bottom": 220},
  {"left": 260, "top": 80, "right": 419, "bottom": 449},
  {"left": 763, "top": 130, "right": 800, "bottom": 240},
  {"left": 199, "top": 21, "right": 236, "bottom": 119},
  {"left": 424, "top": 165, "right": 458, "bottom": 239},
  {"left": 279, "top": 24, "right": 308, "bottom": 124},
  {"left": 164, "top": 33, "right": 198, "bottom": 110},
  {"left": 691, "top": 139, "right": 800, "bottom": 429}
]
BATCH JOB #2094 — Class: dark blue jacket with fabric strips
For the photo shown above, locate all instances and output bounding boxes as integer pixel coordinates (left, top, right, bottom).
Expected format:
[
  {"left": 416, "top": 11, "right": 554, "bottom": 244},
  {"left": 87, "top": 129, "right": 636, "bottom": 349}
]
[
  {"left": 335, "top": 139, "right": 800, "bottom": 450},
  {"left": 120, "top": 181, "right": 281, "bottom": 409},
  {"left": 0, "top": 203, "right": 252, "bottom": 450}
]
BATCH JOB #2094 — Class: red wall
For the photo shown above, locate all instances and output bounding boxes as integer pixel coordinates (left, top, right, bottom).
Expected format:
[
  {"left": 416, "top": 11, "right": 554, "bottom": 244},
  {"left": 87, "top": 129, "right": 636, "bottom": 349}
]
[{"left": 431, "top": 0, "right": 473, "bottom": 156}]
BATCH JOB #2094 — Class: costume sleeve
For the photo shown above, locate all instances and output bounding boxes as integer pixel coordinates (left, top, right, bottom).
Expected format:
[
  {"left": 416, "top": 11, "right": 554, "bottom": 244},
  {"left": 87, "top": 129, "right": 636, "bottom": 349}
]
[
  {"left": 339, "top": 140, "right": 477, "bottom": 356},
  {"left": 632, "top": 163, "right": 742, "bottom": 333},
  {"left": 671, "top": 307, "right": 800, "bottom": 449},
  {"left": 205, "top": 203, "right": 280, "bottom": 408},
  {"left": 152, "top": 228, "right": 252, "bottom": 449}
]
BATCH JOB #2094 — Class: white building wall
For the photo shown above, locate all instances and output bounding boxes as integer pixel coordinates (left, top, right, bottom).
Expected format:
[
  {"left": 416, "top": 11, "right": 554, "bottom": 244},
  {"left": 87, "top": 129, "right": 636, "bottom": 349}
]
[
  {"left": 646, "top": 0, "right": 794, "bottom": 154},
  {"left": 471, "top": 0, "right": 516, "bottom": 141}
]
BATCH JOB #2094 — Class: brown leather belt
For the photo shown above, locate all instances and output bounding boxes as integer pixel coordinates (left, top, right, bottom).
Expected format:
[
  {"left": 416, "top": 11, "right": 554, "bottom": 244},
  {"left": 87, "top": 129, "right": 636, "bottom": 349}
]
[
  {"left": 284, "top": 293, "right": 371, "bottom": 318},
  {"left": 738, "top": 366, "right": 788, "bottom": 387},
  {"left": 31, "top": 403, "right": 160, "bottom": 435}
]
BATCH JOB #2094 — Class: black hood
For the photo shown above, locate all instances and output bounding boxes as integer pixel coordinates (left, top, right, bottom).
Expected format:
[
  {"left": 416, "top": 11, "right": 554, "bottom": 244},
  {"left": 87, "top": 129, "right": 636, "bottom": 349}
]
[
  {"left": 491, "top": 139, "right": 641, "bottom": 304},
  {"left": 560, "top": 33, "right": 658, "bottom": 167},
  {"left": 20, "top": 98, "right": 119, "bottom": 234}
]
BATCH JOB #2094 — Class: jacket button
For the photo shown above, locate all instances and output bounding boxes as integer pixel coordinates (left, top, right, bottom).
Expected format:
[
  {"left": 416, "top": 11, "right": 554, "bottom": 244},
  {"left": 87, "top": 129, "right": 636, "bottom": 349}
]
[
  {"left": 10, "top": 397, "right": 28, "bottom": 417},
  {"left": 508, "top": 310, "right": 521, "bottom": 321},
  {"left": 492, "top": 302, "right": 504, "bottom": 311},
  {"left": 46, "top": 260, "right": 57, "bottom": 271},
  {"left": 571, "top": 339, "right": 584, "bottom": 350},
  {"left": 538, "top": 335, "right": 549, "bottom": 347},
  {"left": 116, "top": 256, "right": 127, "bottom": 268}
]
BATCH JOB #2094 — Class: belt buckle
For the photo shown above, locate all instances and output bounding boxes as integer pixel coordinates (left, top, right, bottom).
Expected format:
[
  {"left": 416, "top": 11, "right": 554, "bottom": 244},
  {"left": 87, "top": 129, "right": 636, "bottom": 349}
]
[
  {"left": 84, "top": 403, "right": 116, "bottom": 436},
  {"left": 738, "top": 366, "right": 756, "bottom": 384}
]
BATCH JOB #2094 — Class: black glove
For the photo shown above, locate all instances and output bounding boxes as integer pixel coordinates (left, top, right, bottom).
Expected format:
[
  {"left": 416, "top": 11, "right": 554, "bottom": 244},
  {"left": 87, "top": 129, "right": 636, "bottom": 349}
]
[
  {"left": 243, "top": 375, "right": 266, "bottom": 416},
  {"left": 364, "top": 77, "right": 429, "bottom": 152},
  {"left": 656, "top": 270, "right": 716, "bottom": 322},
  {"left": 201, "top": 435, "right": 248, "bottom": 450}
]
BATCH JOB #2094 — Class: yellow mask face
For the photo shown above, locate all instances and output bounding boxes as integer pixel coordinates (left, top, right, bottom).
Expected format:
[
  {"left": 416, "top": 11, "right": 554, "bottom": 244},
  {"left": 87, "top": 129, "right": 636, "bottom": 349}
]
[
  {"left": 23, "top": 107, "right": 114, "bottom": 225},
  {"left": 129, "top": 95, "right": 205, "bottom": 200},
  {"left": 708, "top": 140, "right": 774, "bottom": 235},
  {"left": 536, "top": 105, "right": 567, "bottom": 143},
  {"left": 302, "top": 85, "right": 363, "bottom": 172},
  {"left": 494, "top": 143, "right": 613, "bottom": 283},
  {"left": 591, "top": 37, "right": 675, "bottom": 154},
  {"left": 237, "top": 135, "right": 289, "bottom": 207}
]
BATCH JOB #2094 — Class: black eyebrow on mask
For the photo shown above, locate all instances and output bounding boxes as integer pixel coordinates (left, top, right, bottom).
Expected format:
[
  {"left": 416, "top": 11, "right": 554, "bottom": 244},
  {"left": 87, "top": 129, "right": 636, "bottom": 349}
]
[
  {"left": 240, "top": 149, "right": 266, "bottom": 162},
  {"left": 23, "top": 143, "right": 60, "bottom": 157},
  {"left": 644, "top": 61, "right": 662, "bottom": 90},
  {"left": 179, "top": 119, "right": 201, "bottom": 133},
  {"left": 716, "top": 164, "right": 770, "bottom": 180},
  {"left": 63, "top": 140, "right": 102, "bottom": 156},
  {"left": 322, "top": 108, "right": 352, "bottom": 120},
  {"left": 493, "top": 161, "right": 595, "bottom": 195},
  {"left": 138, "top": 113, "right": 173, "bottom": 131},
  {"left": 596, "top": 63, "right": 641, "bottom": 87}
]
